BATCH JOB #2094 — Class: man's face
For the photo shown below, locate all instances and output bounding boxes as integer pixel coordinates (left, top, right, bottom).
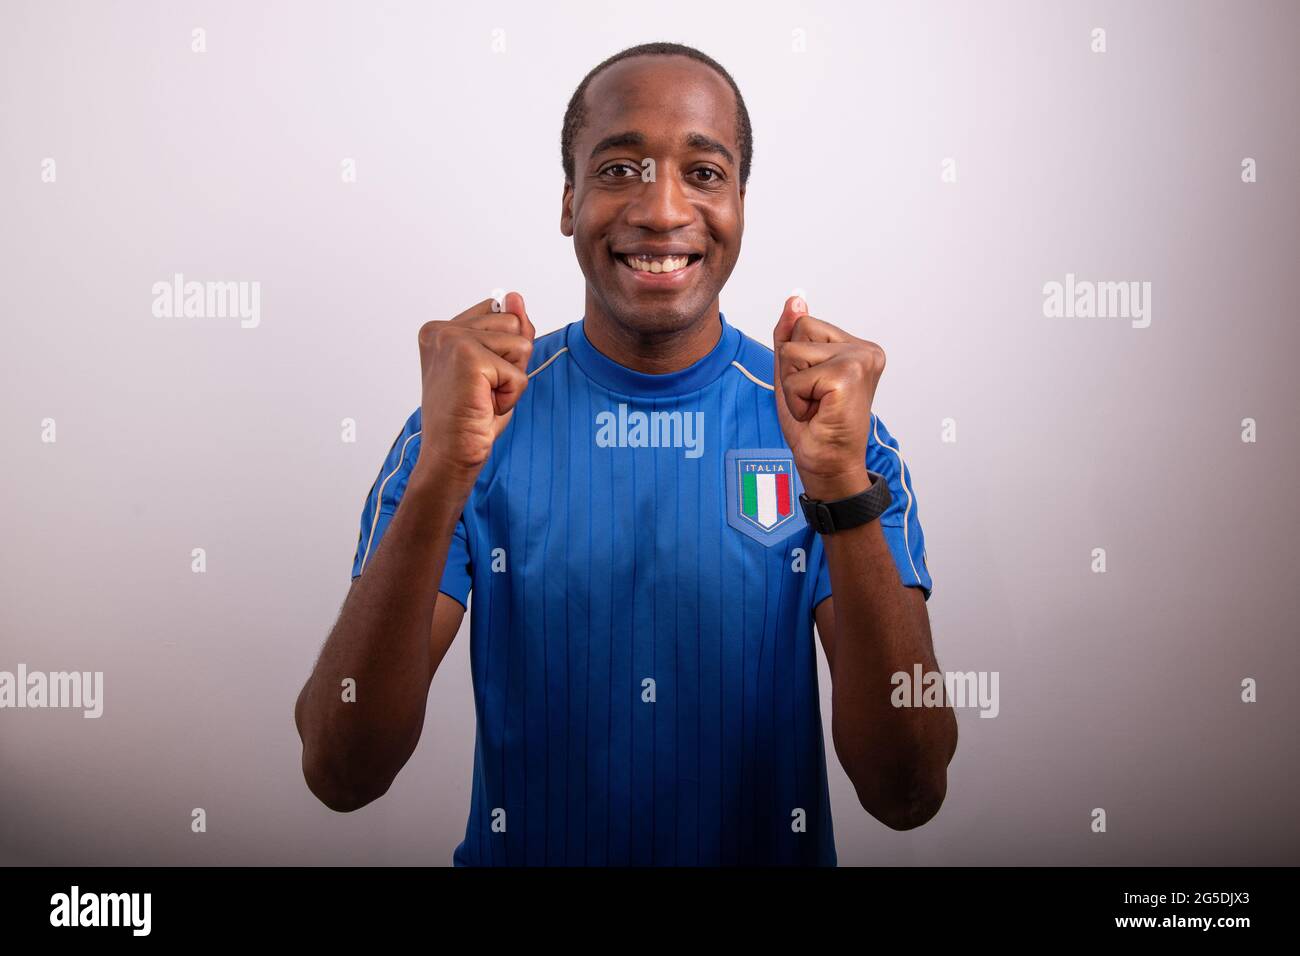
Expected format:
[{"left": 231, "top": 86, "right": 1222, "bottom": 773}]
[{"left": 561, "top": 55, "right": 745, "bottom": 336}]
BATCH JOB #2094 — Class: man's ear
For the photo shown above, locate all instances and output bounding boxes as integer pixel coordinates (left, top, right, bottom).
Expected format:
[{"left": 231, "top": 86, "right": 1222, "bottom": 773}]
[{"left": 560, "top": 181, "right": 574, "bottom": 237}]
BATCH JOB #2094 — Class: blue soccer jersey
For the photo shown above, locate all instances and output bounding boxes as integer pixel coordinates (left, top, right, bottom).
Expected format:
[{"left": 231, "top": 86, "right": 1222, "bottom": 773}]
[{"left": 351, "top": 312, "right": 933, "bottom": 866}]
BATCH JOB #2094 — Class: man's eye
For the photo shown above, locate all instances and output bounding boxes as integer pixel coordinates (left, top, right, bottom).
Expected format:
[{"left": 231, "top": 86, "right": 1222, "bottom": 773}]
[
  {"left": 693, "top": 168, "right": 722, "bottom": 184},
  {"left": 601, "top": 163, "right": 640, "bottom": 178}
]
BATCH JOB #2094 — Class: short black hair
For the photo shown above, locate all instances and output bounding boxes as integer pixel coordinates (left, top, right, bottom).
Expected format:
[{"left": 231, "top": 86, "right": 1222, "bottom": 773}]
[{"left": 561, "top": 42, "right": 753, "bottom": 188}]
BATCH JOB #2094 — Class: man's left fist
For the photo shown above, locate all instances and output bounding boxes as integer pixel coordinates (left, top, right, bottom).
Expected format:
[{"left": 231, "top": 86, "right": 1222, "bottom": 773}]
[{"left": 772, "top": 295, "right": 884, "bottom": 501}]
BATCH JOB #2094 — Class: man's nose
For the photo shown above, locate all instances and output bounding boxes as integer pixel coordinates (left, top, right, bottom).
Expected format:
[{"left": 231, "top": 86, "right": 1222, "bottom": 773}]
[{"left": 624, "top": 167, "right": 694, "bottom": 231}]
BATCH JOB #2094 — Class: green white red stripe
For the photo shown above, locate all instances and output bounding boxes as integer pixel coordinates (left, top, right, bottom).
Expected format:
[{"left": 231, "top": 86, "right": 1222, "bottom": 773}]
[{"left": 741, "top": 469, "right": 792, "bottom": 528}]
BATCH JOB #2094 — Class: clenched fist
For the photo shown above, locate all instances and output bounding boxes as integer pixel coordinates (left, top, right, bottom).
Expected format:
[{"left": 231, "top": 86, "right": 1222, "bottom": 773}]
[
  {"left": 773, "top": 295, "right": 884, "bottom": 501},
  {"left": 410, "top": 291, "right": 536, "bottom": 492}
]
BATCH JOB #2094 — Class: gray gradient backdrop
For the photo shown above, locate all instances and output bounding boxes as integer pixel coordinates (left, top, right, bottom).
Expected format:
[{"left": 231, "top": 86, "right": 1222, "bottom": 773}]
[{"left": 2, "top": 0, "right": 1297, "bottom": 865}]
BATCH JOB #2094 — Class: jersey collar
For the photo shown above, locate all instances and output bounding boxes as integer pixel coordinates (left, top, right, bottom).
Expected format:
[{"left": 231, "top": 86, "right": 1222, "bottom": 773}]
[{"left": 566, "top": 312, "right": 742, "bottom": 398}]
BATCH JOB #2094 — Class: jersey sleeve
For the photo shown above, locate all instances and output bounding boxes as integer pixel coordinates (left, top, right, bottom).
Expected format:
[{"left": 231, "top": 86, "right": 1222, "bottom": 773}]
[
  {"left": 812, "top": 412, "right": 933, "bottom": 608},
  {"left": 350, "top": 409, "right": 474, "bottom": 610}
]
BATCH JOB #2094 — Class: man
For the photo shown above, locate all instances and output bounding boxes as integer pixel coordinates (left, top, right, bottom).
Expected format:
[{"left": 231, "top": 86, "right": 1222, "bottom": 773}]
[{"left": 295, "top": 41, "right": 956, "bottom": 866}]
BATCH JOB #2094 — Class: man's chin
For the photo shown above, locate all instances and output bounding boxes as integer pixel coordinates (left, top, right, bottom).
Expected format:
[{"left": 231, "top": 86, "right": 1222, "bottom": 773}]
[{"left": 606, "top": 303, "right": 711, "bottom": 337}]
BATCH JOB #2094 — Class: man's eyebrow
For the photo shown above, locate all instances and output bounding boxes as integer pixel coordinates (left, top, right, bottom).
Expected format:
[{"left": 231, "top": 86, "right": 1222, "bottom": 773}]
[
  {"left": 682, "top": 131, "right": 735, "bottom": 167},
  {"left": 588, "top": 130, "right": 736, "bottom": 167},
  {"left": 589, "top": 131, "right": 646, "bottom": 161}
]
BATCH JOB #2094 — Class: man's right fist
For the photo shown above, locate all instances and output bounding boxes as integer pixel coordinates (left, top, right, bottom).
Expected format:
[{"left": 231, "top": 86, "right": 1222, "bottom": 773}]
[{"left": 411, "top": 291, "right": 536, "bottom": 490}]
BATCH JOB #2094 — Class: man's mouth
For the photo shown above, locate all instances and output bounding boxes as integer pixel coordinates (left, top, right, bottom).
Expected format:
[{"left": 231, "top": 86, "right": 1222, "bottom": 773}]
[{"left": 614, "top": 252, "right": 704, "bottom": 275}]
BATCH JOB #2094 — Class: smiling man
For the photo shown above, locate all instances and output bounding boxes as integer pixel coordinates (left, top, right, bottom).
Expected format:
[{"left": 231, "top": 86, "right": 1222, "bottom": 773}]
[{"left": 295, "top": 41, "right": 957, "bottom": 866}]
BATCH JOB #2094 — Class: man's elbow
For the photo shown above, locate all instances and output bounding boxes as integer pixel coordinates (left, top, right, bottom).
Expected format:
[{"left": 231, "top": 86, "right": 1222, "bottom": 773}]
[
  {"left": 869, "top": 711, "right": 959, "bottom": 829},
  {"left": 301, "top": 751, "right": 388, "bottom": 813},
  {"left": 869, "top": 781, "right": 947, "bottom": 830},
  {"left": 295, "top": 704, "right": 391, "bottom": 813},
  {"left": 854, "top": 766, "right": 949, "bottom": 831}
]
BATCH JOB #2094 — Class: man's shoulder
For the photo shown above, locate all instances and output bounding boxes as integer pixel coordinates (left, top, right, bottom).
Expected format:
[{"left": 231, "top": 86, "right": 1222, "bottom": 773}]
[
  {"left": 727, "top": 326, "right": 776, "bottom": 390},
  {"left": 525, "top": 323, "right": 572, "bottom": 376}
]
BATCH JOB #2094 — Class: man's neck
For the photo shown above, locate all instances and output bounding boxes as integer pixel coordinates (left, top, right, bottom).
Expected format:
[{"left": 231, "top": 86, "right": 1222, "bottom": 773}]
[{"left": 581, "top": 305, "right": 723, "bottom": 375}]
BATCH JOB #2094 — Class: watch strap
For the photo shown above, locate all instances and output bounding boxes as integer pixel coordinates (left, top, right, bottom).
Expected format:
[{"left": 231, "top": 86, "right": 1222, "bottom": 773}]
[{"left": 799, "top": 471, "right": 891, "bottom": 534}]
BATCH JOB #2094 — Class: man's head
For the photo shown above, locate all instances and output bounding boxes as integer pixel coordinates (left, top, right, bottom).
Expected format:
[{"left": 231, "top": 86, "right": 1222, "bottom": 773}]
[{"left": 560, "top": 43, "right": 752, "bottom": 338}]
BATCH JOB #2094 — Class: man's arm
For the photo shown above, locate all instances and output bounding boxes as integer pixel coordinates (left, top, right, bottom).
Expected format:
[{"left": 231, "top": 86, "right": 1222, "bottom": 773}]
[
  {"left": 293, "top": 292, "right": 535, "bottom": 813},
  {"left": 770, "top": 294, "right": 953, "bottom": 831},
  {"left": 294, "top": 469, "right": 468, "bottom": 813},
  {"left": 813, "top": 499, "right": 957, "bottom": 831}
]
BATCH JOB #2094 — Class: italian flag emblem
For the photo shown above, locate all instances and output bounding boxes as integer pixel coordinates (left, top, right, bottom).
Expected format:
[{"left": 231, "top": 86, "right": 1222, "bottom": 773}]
[
  {"left": 725, "top": 448, "right": 806, "bottom": 544},
  {"left": 737, "top": 457, "right": 795, "bottom": 531}
]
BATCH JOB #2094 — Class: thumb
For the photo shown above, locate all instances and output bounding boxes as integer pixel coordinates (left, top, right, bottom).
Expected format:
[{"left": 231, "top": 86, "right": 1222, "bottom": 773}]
[
  {"left": 773, "top": 294, "right": 808, "bottom": 424},
  {"left": 504, "top": 291, "right": 536, "bottom": 342},
  {"left": 774, "top": 294, "right": 808, "bottom": 348}
]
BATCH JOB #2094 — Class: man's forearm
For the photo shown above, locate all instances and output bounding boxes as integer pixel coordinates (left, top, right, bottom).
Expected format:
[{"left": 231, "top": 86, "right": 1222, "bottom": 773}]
[
  {"left": 295, "top": 468, "right": 467, "bottom": 811},
  {"left": 817, "top": 472, "right": 956, "bottom": 829}
]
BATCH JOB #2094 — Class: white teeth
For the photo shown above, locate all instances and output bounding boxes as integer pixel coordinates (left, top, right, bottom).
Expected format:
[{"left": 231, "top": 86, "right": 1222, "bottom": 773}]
[{"left": 622, "top": 254, "right": 694, "bottom": 274}]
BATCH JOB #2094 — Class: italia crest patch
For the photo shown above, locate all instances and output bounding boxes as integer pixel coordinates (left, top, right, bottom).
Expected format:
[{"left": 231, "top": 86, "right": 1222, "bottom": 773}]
[{"left": 724, "top": 448, "right": 808, "bottom": 545}]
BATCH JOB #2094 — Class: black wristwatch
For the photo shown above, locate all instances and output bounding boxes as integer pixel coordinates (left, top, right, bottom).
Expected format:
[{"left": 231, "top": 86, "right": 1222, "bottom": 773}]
[{"left": 799, "top": 471, "right": 891, "bottom": 534}]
